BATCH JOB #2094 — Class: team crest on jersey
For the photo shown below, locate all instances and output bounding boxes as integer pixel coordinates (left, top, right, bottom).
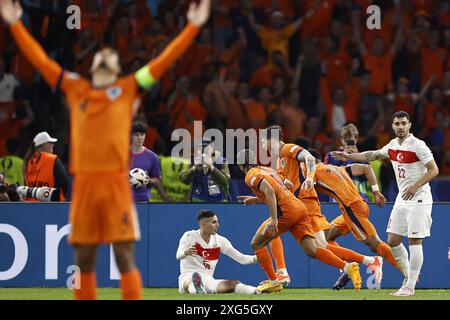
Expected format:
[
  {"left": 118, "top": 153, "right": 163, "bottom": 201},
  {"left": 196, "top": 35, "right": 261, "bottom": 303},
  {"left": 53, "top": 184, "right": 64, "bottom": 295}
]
[
  {"left": 397, "top": 153, "right": 404, "bottom": 162},
  {"left": 106, "top": 86, "right": 122, "bottom": 101},
  {"left": 280, "top": 159, "right": 285, "bottom": 168}
]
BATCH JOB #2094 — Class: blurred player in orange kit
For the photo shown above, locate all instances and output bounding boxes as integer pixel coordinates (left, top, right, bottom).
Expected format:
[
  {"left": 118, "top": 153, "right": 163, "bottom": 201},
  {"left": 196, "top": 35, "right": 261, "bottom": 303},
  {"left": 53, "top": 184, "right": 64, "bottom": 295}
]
[
  {"left": 260, "top": 125, "right": 383, "bottom": 290},
  {"left": 0, "top": 0, "right": 212, "bottom": 300},
  {"left": 237, "top": 149, "right": 362, "bottom": 294}
]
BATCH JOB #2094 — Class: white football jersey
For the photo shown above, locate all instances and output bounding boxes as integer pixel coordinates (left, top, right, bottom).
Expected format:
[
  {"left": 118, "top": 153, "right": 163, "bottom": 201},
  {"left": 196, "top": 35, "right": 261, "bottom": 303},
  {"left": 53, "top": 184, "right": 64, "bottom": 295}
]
[
  {"left": 176, "top": 230, "right": 256, "bottom": 277},
  {"left": 380, "top": 134, "right": 434, "bottom": 205}
]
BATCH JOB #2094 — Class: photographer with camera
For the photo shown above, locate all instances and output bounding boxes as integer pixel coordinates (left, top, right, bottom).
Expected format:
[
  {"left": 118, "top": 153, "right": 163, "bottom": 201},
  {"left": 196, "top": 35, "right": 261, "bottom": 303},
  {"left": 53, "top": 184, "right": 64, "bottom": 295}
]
[
  {"left": 0, "top": 172, "right": 22, "bottom": 201},
  {"left": 180, "top": 138, "right": 231, "bottom": 202},
  {"left": 325, "top": 123, "right": 371, "bottom": 202}
]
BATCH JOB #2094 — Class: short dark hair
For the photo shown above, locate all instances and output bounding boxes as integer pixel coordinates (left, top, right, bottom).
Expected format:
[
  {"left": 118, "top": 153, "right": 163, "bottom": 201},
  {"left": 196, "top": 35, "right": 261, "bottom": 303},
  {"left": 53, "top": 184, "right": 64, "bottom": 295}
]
[
  {"left": 131, "top": 121, "right": 148, "bottom": 134},
  {"left": 263, "top": 125, "right": 283, "bottom": 141},
  {"left": 308, "top": 148, "right": 323, "bottom": 162},
  {"left": 197, "top": 210, "right": 216, "bottom": 221},
  {"left": 392, "top": 111, "right": 410, "bottom": 122}
]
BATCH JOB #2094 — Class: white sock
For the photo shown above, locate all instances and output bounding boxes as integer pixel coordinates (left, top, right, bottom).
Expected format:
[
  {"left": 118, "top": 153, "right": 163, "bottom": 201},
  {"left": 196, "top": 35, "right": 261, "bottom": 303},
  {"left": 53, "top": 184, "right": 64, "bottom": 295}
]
[
  {"left": 406, "top": 245, "right": 423, "bottom": 289},
  {"left": 391, "top": 243, "right": 410, "bottom": 278},
  {"left": 234, "top": 283, "right": 257, "bottom": 294},
  {"left": 276, "top": 268, "right": 288, "bottom": 275},
  {"left": 188, "top": 282, "right": 197, "bottom": 294},
  {"left": 362, "top": 256, "right": 375, "bottom": 266},
  {"left": 343, "top": 263, "right": 350, "bottom": 274}
]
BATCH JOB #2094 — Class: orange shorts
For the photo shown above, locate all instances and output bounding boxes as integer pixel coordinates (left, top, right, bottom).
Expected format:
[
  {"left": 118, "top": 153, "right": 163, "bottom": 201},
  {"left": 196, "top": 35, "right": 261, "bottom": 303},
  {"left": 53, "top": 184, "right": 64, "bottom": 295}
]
[
  {"left": 302, "top": 197, "right": 331, "bottom": 233},
  {"left": 68, "top": 172, "right": 141, "bottom": 245},
  {"left": 256, "top": 207, "right": 315, "bottom": 243},
  {"left": 331, "top": 200, "right": 377, "bottom": 241}
]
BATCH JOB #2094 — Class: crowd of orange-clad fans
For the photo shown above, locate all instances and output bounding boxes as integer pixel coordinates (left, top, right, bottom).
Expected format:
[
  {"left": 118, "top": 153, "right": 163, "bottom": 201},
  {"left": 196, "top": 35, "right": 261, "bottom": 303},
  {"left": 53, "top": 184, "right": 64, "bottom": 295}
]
[{"left": 0, "top": 0, "right": 449, "bottom": 175}]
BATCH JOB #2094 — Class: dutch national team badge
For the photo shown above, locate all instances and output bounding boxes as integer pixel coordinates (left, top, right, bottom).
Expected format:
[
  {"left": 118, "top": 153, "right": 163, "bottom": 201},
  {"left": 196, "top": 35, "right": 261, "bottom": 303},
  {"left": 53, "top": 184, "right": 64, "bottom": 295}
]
[
  {"left": 106, "top": 86, "right": 122, "bottom": 101},
  {"left": 280, "top": 159, "right": 285, "bottom": 168}
]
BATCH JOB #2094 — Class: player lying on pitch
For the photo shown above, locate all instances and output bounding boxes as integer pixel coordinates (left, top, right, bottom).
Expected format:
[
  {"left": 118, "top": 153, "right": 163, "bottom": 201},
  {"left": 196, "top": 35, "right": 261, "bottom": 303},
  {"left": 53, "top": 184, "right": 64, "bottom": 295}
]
[
  {"left": 306, "top": 148, "right": 404, "bottom": 289},
  {"left": 253, "top": 126, "right": 383, "bottom": 290},
  {"left": 237, "top": 149, "right": 362, "bottom": 293},
  {"left": 177, "top": 210, "right": 259, "bottom": 295},
  {"left": 0, "top": 0, "right": 211, "bottom": 300}
]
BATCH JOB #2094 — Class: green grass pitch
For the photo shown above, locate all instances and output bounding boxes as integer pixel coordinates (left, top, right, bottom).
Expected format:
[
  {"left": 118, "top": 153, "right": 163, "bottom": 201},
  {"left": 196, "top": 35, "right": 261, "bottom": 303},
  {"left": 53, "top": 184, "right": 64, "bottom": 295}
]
[{"left": 0, "top": 288, "right": 449, "bottom": 300}]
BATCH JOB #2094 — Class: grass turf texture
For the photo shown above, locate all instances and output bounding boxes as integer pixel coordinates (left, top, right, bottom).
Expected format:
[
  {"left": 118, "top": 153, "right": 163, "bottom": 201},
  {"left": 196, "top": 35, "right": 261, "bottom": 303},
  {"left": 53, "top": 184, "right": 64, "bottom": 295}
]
[{"left": 0, "top": 288, "right": 449, "bottom": 300}]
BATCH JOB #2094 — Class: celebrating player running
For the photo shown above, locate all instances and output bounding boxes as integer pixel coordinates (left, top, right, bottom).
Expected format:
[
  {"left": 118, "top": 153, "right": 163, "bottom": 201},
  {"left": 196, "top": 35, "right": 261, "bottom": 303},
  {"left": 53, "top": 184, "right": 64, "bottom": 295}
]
[{"left": 0, "top": 0, "right": 212, "bottom": 300}]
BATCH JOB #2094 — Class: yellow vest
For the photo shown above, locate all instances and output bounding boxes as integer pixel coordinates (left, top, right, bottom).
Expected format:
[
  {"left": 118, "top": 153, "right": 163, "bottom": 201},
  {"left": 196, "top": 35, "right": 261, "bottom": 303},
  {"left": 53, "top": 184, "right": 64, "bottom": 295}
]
[{"left": 151, "top": 156, "right": 191, "bottom": 202}]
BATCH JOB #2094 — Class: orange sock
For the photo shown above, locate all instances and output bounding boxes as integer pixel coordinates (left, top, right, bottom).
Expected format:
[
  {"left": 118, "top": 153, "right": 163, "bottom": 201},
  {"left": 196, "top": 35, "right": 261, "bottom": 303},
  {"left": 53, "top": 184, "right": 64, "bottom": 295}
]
[
  {"left": 255, "top": 247, "right": 277, "bottom": 281},
  {"left": 74, "top": 272, "right": 96, "bottom": 300},
  {"left": 316, "top": 247, "right": 346, "bottom": 270},
  {"left": 269, "top": 237, "right": 286, "bottom": 270},
  {"left": 327, "top": 240, "right": 340, "bottom": 247},
  {"left": 377, "top": 242, "right": 401, "bottom": 270},
  {"left": 327, "top": 245, "right": 364, "bottom": 264},
  {"left": 121, "top": 268, "right": 143, "bottom": 300}
]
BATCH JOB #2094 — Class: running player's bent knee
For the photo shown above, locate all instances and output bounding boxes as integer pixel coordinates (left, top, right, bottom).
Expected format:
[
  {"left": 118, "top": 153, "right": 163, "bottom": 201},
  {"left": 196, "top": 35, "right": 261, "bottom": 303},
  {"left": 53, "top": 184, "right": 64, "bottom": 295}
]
[{"left": 364, "top": 239, "right": 379, "bottom": 253}]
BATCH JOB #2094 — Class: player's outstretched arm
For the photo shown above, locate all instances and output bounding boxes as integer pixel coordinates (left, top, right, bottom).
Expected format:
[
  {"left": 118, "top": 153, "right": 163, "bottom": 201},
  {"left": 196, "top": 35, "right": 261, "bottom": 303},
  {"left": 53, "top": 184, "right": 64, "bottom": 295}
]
[
  {"left": 332, "top": 150, "right": 388, "bottom": 163},
  {"left": 135, "top": 0, "right": 211, "bottom": 90},
  {"left": 221, "top": 238, "right": 258, "bottom": 265},
  {"left": 1, "top": 0, "right": 64, "bottom": 89}
]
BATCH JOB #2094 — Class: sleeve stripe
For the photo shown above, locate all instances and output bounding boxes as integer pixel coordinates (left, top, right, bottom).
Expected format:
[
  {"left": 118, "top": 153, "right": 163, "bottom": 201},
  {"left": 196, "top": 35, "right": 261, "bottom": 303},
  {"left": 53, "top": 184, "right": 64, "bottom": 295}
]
[
  {"left": 135, "top": 65, "right": 157, "bottom": 89},
  {"left": 256, "top": 178, "right": 264, "bottom": 191}
]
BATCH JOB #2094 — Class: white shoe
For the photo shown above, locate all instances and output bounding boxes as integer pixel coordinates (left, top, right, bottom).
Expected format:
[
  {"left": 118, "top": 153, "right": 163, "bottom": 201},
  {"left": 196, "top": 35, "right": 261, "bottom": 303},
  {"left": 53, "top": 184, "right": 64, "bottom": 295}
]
[
  {"left": 390, "top": 286, "right": 415, "bottom": 296},
  {"left": 367, "top": 256, "right": 383, "bottom": 285}
]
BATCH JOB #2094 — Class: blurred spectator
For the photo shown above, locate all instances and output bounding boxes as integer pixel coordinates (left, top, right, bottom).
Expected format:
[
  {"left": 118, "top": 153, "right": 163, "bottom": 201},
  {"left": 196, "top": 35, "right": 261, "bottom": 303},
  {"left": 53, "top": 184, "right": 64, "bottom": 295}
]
[
  {"left": 248, "top": 9, "right": 302, "bottom": 64},
  {"left": 427, "top": 111, "right": 447, "bottom": 169},
  {"left": 0, "top": 137, "right": 24, "bottom": 186},
  {"left": 0, "top": 57, "right": 20, "bottom": 102},
  {"left": 203, "top": 64, "right": 229, "bottom": 131},
  {"left": 420, "top": 29, "right": 448, "bottom": 87},
  {"left": 387, "top": 76, "right": 434, "bottom": 120},
  {"left": 180, "top": 138, "right": 230, "bottom": 202},
  {"left": 248, "top": 86, "right": 278, "bottom": 130},
  {"left": 419, "top": 86, "right": 450, "bottom": 139},
  {"left": 304, "top": 116, "right": 331, "bottom": 157},
  {"left": 355, "top": 5, "right": 403, "bottom": 134},
  {"left": 166, "top": 76, "right": 207, "bottom": 136},
  {"left": 280, "top": 88, "right": 307, "bottom": 141},
  {"left": 130, "top": 121, "right": 170, "bottom": 202},
  {"left": 325, "top": 123, "right": 373, "bottom": 201},
  {"left": 24, "top": 132, "right": 69, "bottom": 201}
]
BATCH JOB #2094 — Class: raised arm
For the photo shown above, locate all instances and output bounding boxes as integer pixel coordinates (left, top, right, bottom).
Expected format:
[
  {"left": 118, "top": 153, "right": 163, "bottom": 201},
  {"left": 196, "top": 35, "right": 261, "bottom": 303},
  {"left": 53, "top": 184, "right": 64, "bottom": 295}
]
[
  {"left": 1, "top": 0, "right": 64, "bottom": 88},
  {"left": 134, "top": 0, "right": 211, "bottom": 89}
]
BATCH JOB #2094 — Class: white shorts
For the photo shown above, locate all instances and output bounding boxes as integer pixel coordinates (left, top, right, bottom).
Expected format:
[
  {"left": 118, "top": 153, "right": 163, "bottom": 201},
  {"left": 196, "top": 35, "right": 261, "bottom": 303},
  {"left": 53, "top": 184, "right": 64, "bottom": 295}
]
[
  {"left": 178, "top": 272, "right": 225, "bottom": 294},
  {"left": 386, "top": 203, "right": 433, "bottom": 238}
]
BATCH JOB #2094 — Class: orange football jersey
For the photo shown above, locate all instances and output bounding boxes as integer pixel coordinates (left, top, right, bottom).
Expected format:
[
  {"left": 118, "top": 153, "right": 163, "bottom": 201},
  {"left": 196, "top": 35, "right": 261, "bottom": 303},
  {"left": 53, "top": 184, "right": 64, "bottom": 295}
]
[
  {"left": 277, "top": 143, "right": 318, "bottom": 199},
  {"left": 314, "top": 163, "right": 362, "bottom": 207},
  {"left": 245, "top": 166, "right": 306, "bottom": 215}
]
